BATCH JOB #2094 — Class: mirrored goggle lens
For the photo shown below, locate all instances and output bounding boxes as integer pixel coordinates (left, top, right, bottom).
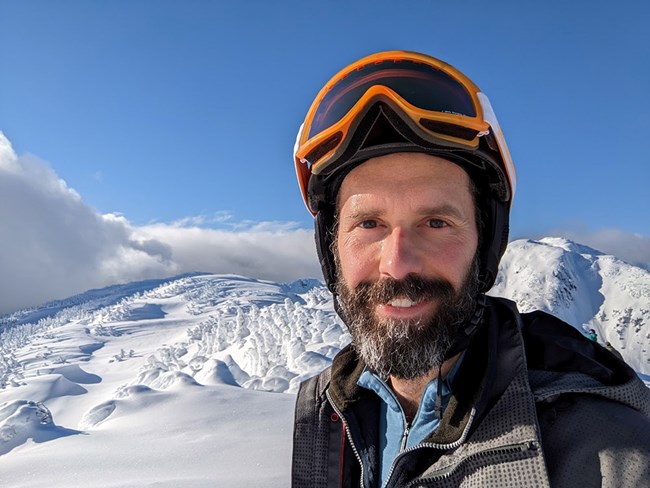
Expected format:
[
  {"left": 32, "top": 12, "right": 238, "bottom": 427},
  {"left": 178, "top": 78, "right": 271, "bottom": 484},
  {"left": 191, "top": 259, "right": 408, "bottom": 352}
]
[{"left": 307, "top": 59, "right": 477, "bottom": 140}]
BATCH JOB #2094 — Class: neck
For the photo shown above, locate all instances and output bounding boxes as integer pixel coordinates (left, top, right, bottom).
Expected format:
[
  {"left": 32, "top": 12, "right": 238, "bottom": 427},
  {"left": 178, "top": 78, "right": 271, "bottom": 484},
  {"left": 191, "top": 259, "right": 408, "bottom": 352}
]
[{"left": 388, "top": 353, "right": 461, "bottom": 422}]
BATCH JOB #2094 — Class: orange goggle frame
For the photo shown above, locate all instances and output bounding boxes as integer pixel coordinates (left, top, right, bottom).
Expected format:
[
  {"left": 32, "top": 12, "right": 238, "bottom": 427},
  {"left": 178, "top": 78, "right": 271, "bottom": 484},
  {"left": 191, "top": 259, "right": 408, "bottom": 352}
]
[{"left": 294, "top": 51, "right": 516, "bottom": 214}]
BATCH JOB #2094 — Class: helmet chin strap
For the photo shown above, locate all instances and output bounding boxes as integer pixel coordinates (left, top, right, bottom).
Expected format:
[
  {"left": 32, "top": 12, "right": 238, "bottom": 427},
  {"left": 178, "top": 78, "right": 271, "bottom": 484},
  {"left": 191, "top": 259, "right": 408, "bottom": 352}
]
[
  {"left": 444, "top": 293, "right": 487, "bottom": 361},
  {"left": 435, "top": 294, "right": 486, "bottom": 419}
]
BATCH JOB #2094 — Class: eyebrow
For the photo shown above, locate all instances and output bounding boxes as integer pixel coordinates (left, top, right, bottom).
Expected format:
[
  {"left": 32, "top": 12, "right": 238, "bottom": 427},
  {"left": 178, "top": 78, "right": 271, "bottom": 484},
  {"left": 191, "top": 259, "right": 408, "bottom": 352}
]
[
  {"left": 342, "top": 204, "right": 467, "bottom": 222},
  {"left": 417, "top": 204, "right": 466, "bottom": 220}
]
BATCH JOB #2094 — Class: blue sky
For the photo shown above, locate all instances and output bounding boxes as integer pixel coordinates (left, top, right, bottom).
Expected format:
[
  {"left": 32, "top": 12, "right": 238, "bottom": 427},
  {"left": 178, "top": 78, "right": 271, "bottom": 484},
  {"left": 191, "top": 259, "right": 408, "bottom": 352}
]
[{"left": 1, "top": 0, "right": 649, "bottom": 312}]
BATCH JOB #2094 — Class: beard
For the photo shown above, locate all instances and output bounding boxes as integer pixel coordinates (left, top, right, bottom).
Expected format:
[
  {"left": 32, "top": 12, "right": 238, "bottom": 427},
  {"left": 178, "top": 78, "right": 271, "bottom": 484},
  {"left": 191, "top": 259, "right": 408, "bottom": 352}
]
[{"left": 334, "top": 255, "right": 481, "bottom": 381}]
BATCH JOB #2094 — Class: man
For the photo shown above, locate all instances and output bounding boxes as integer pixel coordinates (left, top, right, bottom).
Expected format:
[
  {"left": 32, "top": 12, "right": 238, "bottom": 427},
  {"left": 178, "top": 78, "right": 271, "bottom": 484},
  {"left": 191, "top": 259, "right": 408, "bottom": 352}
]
[{"left": 291, "top": 51, "right": 650, "bottom": 487}]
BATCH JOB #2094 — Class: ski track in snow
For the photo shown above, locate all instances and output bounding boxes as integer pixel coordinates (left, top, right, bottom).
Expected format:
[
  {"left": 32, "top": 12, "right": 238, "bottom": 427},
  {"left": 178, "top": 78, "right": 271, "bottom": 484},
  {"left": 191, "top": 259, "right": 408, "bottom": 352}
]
[{"left": 0, "top": 238, "right": 648, "bottom": 486}]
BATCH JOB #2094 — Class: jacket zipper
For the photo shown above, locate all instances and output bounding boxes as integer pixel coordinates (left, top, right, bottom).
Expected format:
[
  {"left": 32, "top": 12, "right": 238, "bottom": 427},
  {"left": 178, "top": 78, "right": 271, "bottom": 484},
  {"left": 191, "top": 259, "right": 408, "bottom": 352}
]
[
  {"left": 376, "top": 423, "right": 411, "bottom": 488},
  {"left": 400, "top": 422, "right": 411, "bottom": 452},
  {"left": 410, "top": 441, "right": 539, "bottom": 484},
  {"left": 326, "top": 390, "right": 366, "bottom": 488},
  {"left": 382, "top": 407, "right": 477, "bottom": 487}
]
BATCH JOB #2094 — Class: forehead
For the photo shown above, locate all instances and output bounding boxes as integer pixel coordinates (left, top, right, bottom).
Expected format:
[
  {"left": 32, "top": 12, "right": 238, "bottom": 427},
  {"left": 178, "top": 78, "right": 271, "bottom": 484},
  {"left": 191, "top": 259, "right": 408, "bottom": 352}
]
[{"left": 337, "top": 152, "right": 473, "bottom": 210}]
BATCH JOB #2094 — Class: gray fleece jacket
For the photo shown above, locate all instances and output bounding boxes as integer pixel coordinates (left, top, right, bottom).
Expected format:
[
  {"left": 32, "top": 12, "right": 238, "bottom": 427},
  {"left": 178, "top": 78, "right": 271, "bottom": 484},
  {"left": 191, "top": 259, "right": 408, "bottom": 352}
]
[{"left": 292, "top": 297, "right": 650, "bottom": 487}]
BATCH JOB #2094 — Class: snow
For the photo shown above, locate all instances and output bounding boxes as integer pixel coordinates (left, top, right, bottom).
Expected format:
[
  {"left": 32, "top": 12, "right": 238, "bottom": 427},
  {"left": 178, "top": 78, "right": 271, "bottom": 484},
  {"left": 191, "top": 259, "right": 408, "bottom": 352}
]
[
  {"left": 0, "top": 274, "right": 344, "bottom": 486},
  {"left": 0, "top": 238, "right": 648, "bottom": 485}
]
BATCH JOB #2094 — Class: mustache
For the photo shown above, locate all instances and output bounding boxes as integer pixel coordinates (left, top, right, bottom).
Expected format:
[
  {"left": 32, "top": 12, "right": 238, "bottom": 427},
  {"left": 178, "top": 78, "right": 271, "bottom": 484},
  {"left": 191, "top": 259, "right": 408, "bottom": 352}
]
[{"left": 352, "top": 274, "right": 455, "bottom": 305}]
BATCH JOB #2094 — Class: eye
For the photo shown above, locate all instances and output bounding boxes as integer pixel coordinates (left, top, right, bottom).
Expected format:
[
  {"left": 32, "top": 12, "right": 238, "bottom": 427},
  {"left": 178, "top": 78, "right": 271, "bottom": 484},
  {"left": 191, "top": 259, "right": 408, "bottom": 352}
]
[
  {"left": 359, "top": 220, "right": 378, "bottom": 229},
  {"left": 427, "top": 219, "right": 448, "bottom": 229}
]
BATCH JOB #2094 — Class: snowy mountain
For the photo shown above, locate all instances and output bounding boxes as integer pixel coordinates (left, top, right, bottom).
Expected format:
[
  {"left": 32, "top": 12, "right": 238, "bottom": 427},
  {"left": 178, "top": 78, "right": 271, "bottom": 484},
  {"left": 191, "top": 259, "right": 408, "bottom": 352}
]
[
  {"left": 0, "top": 237, "right": 648, "bottom": 486},
  {"left": 490, "top": 237, "right": 650, "bottom": 375}
]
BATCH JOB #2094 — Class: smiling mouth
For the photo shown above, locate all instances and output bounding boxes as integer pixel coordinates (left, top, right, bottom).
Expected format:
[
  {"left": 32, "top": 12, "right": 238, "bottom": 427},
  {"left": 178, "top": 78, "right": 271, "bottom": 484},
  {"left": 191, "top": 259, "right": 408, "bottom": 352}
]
[{"left": 387, "top": 297, "right": 421, "bottom": 308}]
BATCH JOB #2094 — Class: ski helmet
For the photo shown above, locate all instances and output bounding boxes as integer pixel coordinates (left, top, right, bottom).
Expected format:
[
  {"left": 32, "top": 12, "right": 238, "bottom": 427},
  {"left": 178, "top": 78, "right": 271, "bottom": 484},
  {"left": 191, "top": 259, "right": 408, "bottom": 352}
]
[{"left": 294, "top": 50, "right": 516, "bottom": 294}]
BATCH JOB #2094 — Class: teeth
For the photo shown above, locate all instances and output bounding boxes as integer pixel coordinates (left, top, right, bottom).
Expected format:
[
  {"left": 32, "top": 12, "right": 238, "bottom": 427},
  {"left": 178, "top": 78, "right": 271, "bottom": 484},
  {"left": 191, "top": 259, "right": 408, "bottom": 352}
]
[{"left": 388, "top": 298, "right": 418, "bottom": 308}]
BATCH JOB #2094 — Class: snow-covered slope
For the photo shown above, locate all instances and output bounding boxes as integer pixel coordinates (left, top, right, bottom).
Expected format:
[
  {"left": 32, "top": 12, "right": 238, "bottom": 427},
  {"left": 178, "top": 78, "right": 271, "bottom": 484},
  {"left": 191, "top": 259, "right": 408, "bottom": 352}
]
[
  {"left": 0, "top": 274, "right": 344, "bottom": 487},
  {"left": 0, "top": 237, "right": 648, "bottom": 486}
]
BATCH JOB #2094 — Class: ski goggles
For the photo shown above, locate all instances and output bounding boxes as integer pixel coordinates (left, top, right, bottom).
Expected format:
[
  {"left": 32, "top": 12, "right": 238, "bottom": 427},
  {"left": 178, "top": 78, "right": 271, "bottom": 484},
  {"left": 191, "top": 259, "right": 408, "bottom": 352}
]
[{"left": 294, "top": 51, "right": 516, "bottom": 212}]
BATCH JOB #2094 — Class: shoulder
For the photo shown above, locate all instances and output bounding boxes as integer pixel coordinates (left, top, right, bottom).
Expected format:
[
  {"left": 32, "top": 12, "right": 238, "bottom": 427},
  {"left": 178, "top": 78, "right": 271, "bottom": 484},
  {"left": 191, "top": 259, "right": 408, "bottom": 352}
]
[
  {"left": 536, "top": 391, "right": 650, "bottom": 487},
  {"left": 537, "top": 390, "right": 650, "bottom": 443},
  {"left": 295, "top": 367, "right": 332, "bottom": 421},
  {"left": 491, "top": 302, "right": 650, "bottom": 486}
]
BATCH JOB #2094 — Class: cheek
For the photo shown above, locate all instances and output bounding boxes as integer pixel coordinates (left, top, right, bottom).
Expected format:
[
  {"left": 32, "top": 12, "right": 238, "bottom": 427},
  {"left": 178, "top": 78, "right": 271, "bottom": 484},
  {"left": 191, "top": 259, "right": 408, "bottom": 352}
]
[
  {"left": 436, "top": 240, "right": 475, "bottom": 264},
  {"left": 431, "top": 238, "right": 477, "bottom": 283},
  {"left": 336, "top": 235, "right": 377, "bottom": 288}
]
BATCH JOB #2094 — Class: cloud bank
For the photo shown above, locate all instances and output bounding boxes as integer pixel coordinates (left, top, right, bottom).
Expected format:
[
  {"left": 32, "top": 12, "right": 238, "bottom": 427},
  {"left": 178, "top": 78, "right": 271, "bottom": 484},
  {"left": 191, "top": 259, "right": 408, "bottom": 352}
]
[{"left": 0, "top": 132, "right": 321, "bottom": 315}]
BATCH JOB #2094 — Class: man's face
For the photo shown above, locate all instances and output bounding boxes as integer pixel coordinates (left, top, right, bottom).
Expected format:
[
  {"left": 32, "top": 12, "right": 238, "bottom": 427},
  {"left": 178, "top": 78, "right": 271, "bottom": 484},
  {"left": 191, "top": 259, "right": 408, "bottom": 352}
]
[{"left": 334, "top": 152, "right": 480, "bottom": 380}]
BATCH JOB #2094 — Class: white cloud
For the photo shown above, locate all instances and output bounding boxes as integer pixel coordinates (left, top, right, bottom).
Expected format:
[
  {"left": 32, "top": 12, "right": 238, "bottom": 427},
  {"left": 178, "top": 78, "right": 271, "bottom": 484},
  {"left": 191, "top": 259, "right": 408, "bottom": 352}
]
[
  {"left": 137, "top": 224, "right": 318, "bottom": 282},
  {"left": 168, "top": 211, "right": 235, "bottom": 228},
  {"left": 0, "top": 132, "right": 321, "bottom": 315}
]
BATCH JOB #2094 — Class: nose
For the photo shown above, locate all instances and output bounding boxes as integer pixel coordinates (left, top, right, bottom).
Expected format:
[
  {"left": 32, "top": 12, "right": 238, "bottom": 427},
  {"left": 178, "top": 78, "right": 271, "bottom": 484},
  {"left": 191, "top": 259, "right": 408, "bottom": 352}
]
[{"left": 378, "top": 227, "right": 423, "bottom": 280}]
